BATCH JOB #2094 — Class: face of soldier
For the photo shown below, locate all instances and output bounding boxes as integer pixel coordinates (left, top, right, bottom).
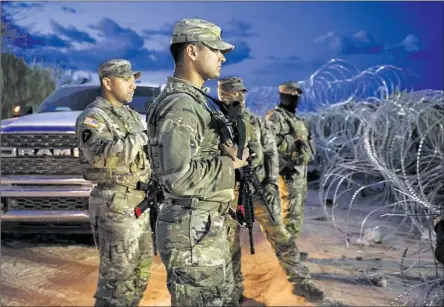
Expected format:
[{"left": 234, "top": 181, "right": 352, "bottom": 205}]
[
  {"left": 218, "top": 89, "right": 246, "bottom": 111},
  {"left": 279, "top": 92, "right": 301, "bottom": 112},
  {"left": 103, "top": 75, "right": 137, "bottom": 104},
  {"left": 193, "top": 44, "right": 226, "bottom": 80}
]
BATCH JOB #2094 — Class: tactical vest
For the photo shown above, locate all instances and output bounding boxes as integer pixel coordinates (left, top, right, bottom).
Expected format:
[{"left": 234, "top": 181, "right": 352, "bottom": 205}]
[
  {"left": 273, "top": 107, "right": 315, "bottom": 164},
  {"left": 274, "top": 107, "right": 308, "bottom": 141},
  {"left": 80, "top": 99, "right": 150, "bottom": 189},
  {"left": 146, "top": 80, "right": 227, "bottom": 185}
]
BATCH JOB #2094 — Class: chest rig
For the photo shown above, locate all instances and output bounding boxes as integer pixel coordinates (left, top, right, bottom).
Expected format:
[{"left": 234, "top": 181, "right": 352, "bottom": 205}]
[
  {"left": 275, "top": 107, "right": 316, "bottom": 165},
  {"left": 275, "top": 107, "right": 308, "bottom": 140},
  {"left": 80, "top": 99, "right": 150, "bottom": 188},
  {"left": 146, "top": 80, "right": 230, "bottom": 183}
]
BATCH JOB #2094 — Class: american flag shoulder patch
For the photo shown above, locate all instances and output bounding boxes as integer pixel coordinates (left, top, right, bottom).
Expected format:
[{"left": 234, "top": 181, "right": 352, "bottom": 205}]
[{"left": 83, "top": 117, "right": 99, "bottom": 129}]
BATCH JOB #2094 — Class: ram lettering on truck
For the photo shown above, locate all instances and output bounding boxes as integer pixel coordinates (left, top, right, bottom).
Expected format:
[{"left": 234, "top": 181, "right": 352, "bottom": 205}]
[{"left": 0, "top": 82, "right": 161, "bottom": 233}]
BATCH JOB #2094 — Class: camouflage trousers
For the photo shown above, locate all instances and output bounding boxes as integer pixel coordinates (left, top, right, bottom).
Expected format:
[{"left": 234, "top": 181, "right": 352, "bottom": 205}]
[
  {"left": 278, "top": 165, "right": 308, "bottom": 238},
  {"left": 227, "top": 184, "right": 311, "bottom": 302},
  {"left": 156, "top": 198, "right": 238, "bottom": 307},
  {"left": 89, "top": 185, "right": 153, "bottom": 307}
]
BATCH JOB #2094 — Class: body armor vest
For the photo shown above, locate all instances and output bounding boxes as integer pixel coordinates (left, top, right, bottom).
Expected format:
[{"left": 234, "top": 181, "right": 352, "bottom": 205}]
[
  {"left": 274, "top": 107, "right": 315, "bottom": 164},
  {"left": 146, "top": 80, "right": 227, "bottom": 185}
]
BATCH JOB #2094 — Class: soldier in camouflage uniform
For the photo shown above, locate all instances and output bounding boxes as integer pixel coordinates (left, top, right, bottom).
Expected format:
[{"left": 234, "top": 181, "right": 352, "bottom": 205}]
[
  {"left": 219, "top": 77, "right": 325, "bottom": 303},
  {"left": 266, "top": 81, "right": 315, "bottom": 239},
  {"left": 145, "top": 19, "right": 249, "bottom": 307},
  {"left": 75, "top": 59, "right": 153, "bottom": 307}
]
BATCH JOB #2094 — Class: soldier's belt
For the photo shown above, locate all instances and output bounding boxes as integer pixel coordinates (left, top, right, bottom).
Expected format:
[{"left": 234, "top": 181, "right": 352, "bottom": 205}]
[
  {"left": 96, "top": 182, "right": 147, "bottom": 193},
  {"left": 169, "top": 198, "right": 230, "bottom": 214},
  {"left": 86, "top": 170, "right": 148, "bottom": 188}
]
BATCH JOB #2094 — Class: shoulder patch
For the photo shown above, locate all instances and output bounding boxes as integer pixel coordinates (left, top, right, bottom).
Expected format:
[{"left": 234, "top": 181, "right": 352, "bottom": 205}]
[
  {"left": 82, "top": 117, "right": 99, "bottom": 129},
  {"left": 82, "top": 129, "right": 92, "bottom": 143}
]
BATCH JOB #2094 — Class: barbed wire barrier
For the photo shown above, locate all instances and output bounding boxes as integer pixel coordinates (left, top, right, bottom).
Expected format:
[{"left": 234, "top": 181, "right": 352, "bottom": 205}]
[{"left": 246, "top": 59, "right": 443, "bottom": 306}]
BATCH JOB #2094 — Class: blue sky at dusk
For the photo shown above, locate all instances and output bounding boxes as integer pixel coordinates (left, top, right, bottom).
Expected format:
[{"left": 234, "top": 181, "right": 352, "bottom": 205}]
[{"left": 2, "top": 1, "right": 443, "bottom": 96}]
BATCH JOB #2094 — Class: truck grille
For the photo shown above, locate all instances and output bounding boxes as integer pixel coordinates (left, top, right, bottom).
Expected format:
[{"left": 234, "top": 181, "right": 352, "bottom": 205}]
[
  {"left": 7, "top": 197, "right": 88, "bottom": 211},
  {"left": 1, "top": 133, "right": 82, "bottom": 176}
]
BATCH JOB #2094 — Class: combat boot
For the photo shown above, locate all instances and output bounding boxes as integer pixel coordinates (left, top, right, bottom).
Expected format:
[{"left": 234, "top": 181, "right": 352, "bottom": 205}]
[
  {"left": 238, "top": 294, "right": 248, "bottom": 304},
  {"left": 292, "top": 279, "right": 325, "bottom": 302},
  {"left": 290, "top": 262, "right": 310, "bottom": 278}
]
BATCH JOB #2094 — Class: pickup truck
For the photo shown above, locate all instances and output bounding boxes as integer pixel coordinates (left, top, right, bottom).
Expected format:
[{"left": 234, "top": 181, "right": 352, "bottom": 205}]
[{"left": 0, "top": 82, "right": 162, "bottom": 233}]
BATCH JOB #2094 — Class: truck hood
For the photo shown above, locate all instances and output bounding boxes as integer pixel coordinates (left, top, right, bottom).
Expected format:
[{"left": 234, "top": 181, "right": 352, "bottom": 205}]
[{"left": 1, "top": 111, "right": 146, "bottom": 133}]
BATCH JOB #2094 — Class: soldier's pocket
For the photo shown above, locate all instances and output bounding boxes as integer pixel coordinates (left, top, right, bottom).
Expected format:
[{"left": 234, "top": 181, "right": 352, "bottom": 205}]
[
  {"left": 190, "top": 210, "right": 212, "bottom": 246},
  {"left": 171, "top": 265, "right": 225, "bottom": 304},
  {"left": 156, "top": 205, "right": 191, "bottom": 250},
  {"left": 103, "top": 240, "right": 135, "bottom": 280},
  {"left": 157, "top": 204, "right": 189, "bottom": 223},
  {"left": 190, "top": 211, "right": 226, "bottom": 265},
  {"left": 104, "top": 191, "right": 135, "bottom": 224}
]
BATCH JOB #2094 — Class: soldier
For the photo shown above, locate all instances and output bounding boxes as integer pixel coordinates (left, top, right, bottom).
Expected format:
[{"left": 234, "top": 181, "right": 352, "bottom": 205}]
[
  {"left": 266, "top": 81, "right": 315, "bottom": 240},
  {"left": 145, "top": 19, "right": 249, "bottom": 306},
  {"left": 75, "top": 59, "right": 153, "bottom": 307},
  {"left": 218, "top": 77, "right": 325, "bottom": 303}
]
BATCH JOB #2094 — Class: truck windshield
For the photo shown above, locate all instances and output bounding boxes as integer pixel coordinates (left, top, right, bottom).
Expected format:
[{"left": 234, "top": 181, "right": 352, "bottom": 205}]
[{"left": 35, "top": 85, "right": 159, "bottom": 114}]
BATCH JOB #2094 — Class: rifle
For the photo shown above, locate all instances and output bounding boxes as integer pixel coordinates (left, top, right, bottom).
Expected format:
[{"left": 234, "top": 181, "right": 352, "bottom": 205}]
[
  {"left": 248, "top": 166, "right": 276, "bottom": 223},
  {"left": 225, "top": 106, "right": 257, "bottom": 254},
  {"left": 134, "top": 179, "right": 164, "bottom": 255},
  {"left": 200, "top": 92, "right": 274, "bottom": 254}
]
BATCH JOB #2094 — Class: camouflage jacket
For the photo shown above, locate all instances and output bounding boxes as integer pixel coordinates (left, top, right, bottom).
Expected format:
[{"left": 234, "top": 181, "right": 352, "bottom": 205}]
[
  {"left": 75, "top": 97, "right": 151, "bottom": 188},
  {"left": 244, "top": 111, "right": 279, "bottom": 186},
  {"left": 266, "top": 106, "right": 315, "bottom": 172},
  {"left": 146, "top": 77, "right": 235, "bottom": 203}
]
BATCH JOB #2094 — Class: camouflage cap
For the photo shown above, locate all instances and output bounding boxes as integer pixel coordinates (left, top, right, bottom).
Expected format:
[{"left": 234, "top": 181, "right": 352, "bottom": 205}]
[
  {"left": 279, "top": 81, "right": 303, "bottom": 95},
  {"left": 98, "top": 59, "right": 141, "bottom": 80},
  {"left": 171, "top": 18, "right": 234, "bottom": 54},
  {"left": 218, "top": 76, "right": 247, "bottom": 93}
]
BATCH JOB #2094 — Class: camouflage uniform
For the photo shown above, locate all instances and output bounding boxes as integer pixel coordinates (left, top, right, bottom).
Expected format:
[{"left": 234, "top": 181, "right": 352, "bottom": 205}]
[
  {"left": 266, "top": 82, "right": 315, "bottom": 239},
  {"left": 76, "top": 59, "right": 153, "bottom": 307},
  {"left": 218, "top": 77, "right": 323, "bottom": 303},
  {"left": 145, "top": 19, "right": 238, "bottom": 307}
]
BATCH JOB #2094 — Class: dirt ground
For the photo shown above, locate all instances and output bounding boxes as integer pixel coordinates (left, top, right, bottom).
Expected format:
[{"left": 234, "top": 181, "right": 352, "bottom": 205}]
[{"left": 1, "top": 188, "right": 438, "bottom": 306}]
